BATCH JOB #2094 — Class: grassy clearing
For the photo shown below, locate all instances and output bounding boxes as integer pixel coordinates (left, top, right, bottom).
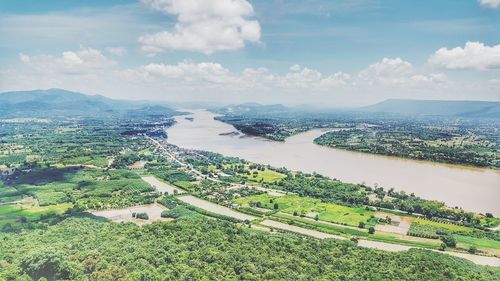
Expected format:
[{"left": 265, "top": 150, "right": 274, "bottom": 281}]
[
  {"left": 61, "top": 156, "right": 109, "bottom": 167},
  {"left": 173, "top": 181, "right": 195, "bottom": 190},
  {"left": 414, "top": 218, "right": 472, "bottom": 233},
  {"left": 222, "top": 163, "right": 286, "bottom": 184},
  {"left": 8, "top": 167, "right": 156, "bottom": 210},
  {"left": 234, "top": 194, "right": 375, "bottom": 227},
  {"left": 455, "top": 235, "right": 500, "bottom": 250},
  {"left": 369, "top": 233, "right": 441, "bottom": 249},
  {"left": 271, "top": 213, "right": 368, "bottom": 237},
  {"left": 0, "top": 195, "right": 22, "bottom": 203},
  {"left": 0, "top": 186, "right": 20, "bottom": 197},
  {"left": 0, "top": 203, "right": 72, "bottom": 227},
  {"left": 245, "top": 169, "right": 286, "bottom": 183}
]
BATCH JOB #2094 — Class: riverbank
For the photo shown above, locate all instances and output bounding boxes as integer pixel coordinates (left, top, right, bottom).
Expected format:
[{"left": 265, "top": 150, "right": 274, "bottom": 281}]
[{"left": 167, "top": 109, "right": 500, "bottom": 216}]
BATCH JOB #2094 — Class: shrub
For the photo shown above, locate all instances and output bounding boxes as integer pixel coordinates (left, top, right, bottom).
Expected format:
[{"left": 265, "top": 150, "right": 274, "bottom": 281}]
[
  {"left": 440, "top": 234, "right": 456, "bottom": 248},
  {"left": 135, "top": 213, "right": 149, "bottom": 220},
  {"left": 368, "top": 227, "right": 375, "bottom": 234},
  {"left": 468, "top": 246, "right": 477, "bottom": 254}
]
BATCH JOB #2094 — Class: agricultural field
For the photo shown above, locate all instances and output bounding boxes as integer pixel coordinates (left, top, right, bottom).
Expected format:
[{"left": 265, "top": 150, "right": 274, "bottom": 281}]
[
  {"left": 8, "top": 167, "right": 157, "bottom": 208},
  {"left": 411, "top": 218, "right": 473, "bottom": 233},
  {"left": 0, "top": 202, "right": 72, "bottom": 228},
  {"left": 234, "top": 194, "right": 376, "bottom": 226},
  {"left": 221, "top": 163, "right": 287, "bottom": 184},
  {"left": 0, "top": 107, "right": 499, "bottom": 279},
  {"left": 455, "top": 235, "right": 500, "bottom": 251}
]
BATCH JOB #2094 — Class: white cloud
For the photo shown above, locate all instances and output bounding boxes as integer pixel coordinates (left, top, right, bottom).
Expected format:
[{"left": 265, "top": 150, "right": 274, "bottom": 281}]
[
  {"left": 3, "top": 51, "right": 495, "bottom": 106},
  {"left": 138, "top": 0, "right": 261, "bottom": 55},
  {"left": 479, "top": 0, "right": 500, "bottom": 8},
  {"left": 106, "top": 47, "right": 127, "bottom": 56},
  {"left": 359, "top": 57, "right": 447, "bottom": 88},
  {"left": 428, "top": 41, "right": 500, "bottom": 70},
  {"left": 410, "top": 73, "right": 447, "bottom": 84},
  {"left": 283, "top": 66, "right": 323, "bottom": 88},
  {"left": 321, "top": 72, "right": 351, "bottom": 87},
  {"left": 19, "top": 47, "right": 115, "bottom": 75},
  {"left": 488, "top": 78, "right": 500, "bottom": 90},
  {"left": 139, "top": 60, "right": 233, "bottom": 84},
  {"left": 359, "top": 57, "right": 413, "bottom": 84}
]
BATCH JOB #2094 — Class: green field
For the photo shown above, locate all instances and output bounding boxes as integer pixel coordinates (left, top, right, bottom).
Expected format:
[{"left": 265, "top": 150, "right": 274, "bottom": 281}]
[
  {"left": 234, "top": 194, "right": 375, "bottom": 226},
  {"left": 244, "top": 169, "right": 286, "bottom": 183},
  {"left": 455, "top": 235, "right": 500, "bottom": 250},
  {"left": 6, "top": 167, "right": 156, "bottom": 210},
  {"left": 370, "top": 233, "right": 441, "bottom": 249},
  {"left": 174, "top": 180, "right": 195, "bottom": 190},
  {"left": 222, "top": 164, "right": 286, "bottom": 184},
  {"left": 0, "top": 203, "right": 72, "bottom": 227},
  {"left": 270, "top": 213, "right": 369, "bottom": 237},
  {"left": 414, "top": 218, "right": 472, "bottom": 233}
]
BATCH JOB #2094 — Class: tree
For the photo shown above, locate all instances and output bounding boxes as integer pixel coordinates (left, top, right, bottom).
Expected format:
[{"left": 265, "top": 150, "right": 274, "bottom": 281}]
[
  {"left": 273, "top": 203, "right": 279, "bottom": 210},
  {"left": 368, "top": 227, "right": 375, "bottom": 234},
  {"left": 20, "top": 249, "right": 74, "bottom": 281},
  {"left": 468, "top": 246, "right": 477, "bottom": 254},
  {"left": 439, "top": 243, "right": 447, "bottom": 251},
  {"left": 441, "top": 234, "right": 456, "bottom": 248},
  {"left": 136, "top": 213, "right": 149, "bottom": 220},
  {"left": 358, "top": 222, "right": 365, "bottom": 229},
  {"left": 1, "top": 223, "right": 15, "bottom": 233}
]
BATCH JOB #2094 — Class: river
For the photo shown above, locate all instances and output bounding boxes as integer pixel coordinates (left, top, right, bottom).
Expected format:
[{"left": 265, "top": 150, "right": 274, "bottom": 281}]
[{"left": 167, "top": 109, "right": 500, "bottom": 216}]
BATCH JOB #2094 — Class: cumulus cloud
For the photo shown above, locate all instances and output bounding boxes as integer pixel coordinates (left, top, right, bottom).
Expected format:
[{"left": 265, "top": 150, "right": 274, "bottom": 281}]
[
  {"left": 139, "top": 61, "right": 235, "bottom": 84},
  {"left": 359, "top": 57, "right": 413, "bottom": 84},
  {"left": 19, "top": 47, "right": 115, "bottom": 75},
  {"left": 428, "top": 41, "right": 500, "bottom": 70},
  {"left": 138, "top": 0, "right": 261, "bottom": 55},
  {"left": 359, "top": 57, "right": 446, "bottom": 87},
  {"left": 6, "top": 50, "right": 492, "bottom": 106},
  {"left": 479, "top": 0, "right": 500, "bottom": 8},
  {"left": 106, "top": 47, "right": 127, "bottom": 56}
]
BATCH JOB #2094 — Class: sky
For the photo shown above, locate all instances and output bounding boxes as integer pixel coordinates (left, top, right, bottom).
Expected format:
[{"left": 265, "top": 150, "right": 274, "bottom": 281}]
[{"left": 0, "top": 0, "right": 499, "bottom": 107}]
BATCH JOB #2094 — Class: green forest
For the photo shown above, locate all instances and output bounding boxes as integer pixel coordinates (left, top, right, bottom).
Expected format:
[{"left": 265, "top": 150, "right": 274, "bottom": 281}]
[{"left": 1, "top": 217, "right": 499, "bottom": 281}]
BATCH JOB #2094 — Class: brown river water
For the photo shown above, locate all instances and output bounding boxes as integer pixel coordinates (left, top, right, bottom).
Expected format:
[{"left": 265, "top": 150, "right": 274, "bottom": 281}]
[{"left": 167, "top": 109, "right": 500, "bottom": 216}]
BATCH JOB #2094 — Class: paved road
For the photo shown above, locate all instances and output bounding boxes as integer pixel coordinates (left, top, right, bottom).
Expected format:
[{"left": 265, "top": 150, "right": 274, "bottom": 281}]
[
  {"left": 261, "top": 219, "right": 346, "bottom": 240},
  {"left": 142, "top": 176, "right": 185, "bottom": 195},
  {"left": 177, "top": 195, "right": 257, "bottom": 221}
]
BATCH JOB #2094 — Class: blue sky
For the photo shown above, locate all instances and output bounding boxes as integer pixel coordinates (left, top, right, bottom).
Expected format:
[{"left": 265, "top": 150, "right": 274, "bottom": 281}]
[{"left": 0, "top": 0, "right": 499, "bottom": 106}]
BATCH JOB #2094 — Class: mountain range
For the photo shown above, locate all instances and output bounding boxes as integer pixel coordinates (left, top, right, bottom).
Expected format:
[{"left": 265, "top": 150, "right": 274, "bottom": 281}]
[
  {"left": 362, "top": 99, "right": 500, "bottom": 118},
  {"left": 1, "top": 89, "right": 498, "bottom": 119},
  {"left": 0, "top": 89, "right": 177, "bottom": 118}
]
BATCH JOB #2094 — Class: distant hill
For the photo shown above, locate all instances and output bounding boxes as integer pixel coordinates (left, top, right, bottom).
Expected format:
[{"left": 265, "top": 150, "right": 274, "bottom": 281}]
[
  {"left": 0, "top": 89, "right": 177, "bottom": 118},
  {"left": 362, "top": 99, "right": 500, "bottom": 118}
]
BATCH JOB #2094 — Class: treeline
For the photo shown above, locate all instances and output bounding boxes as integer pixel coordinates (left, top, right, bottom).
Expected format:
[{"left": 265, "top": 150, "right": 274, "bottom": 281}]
[
  {"left": 1, "top": 217, "right": 498, "bottom": 281},
  {"left": 314, "top": 128, "right": 499, "bottom": 168},
  {"left": 267, "top": 174, "right": 369, "bottom": 206}
]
